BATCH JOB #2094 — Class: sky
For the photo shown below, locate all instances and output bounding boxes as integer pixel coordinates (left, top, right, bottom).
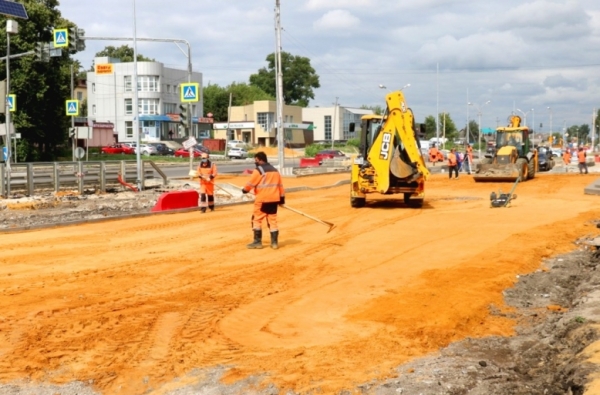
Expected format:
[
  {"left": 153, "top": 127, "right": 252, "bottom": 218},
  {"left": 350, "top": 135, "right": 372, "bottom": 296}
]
[{"left": 58, "top": 0, "right": 600, "bottom": 135}]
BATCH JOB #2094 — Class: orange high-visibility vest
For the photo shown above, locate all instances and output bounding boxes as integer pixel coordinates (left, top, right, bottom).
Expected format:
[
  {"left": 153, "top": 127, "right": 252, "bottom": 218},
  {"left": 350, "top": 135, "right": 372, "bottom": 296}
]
[
  {"left": 448, "top": 153, "right": 457, "bottom": 166},
  {"left": 243, "top": 163, "right": 285, "bottom": 203}
]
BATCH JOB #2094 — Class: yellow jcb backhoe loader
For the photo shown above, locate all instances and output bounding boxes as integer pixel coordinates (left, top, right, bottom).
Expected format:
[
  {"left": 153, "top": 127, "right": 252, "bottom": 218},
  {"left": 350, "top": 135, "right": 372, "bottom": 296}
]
[
  {"left": 349, "top": 90, "right": 430, "bottom": 208},
  {"left": 473, "top": 115, "right": 538, "bottom": 182}
]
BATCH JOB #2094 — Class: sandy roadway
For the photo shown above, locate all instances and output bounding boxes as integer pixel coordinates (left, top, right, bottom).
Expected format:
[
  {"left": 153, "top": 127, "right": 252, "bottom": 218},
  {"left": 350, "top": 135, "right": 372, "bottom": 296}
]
[{"left": 0, "top": 172, "right": 598, "bottom": 394}]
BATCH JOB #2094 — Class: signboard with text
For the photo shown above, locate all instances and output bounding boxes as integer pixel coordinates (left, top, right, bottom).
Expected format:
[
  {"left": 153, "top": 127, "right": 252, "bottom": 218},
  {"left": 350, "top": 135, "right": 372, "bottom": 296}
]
[{"left": 95, "top": 64, "right": 114, "bottom": 75}]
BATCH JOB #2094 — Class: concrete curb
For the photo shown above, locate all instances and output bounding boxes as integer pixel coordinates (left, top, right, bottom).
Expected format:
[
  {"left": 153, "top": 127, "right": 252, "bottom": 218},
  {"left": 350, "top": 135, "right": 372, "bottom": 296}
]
[{"left": 0, "top": 180, "right": 351, "bottom": 234}]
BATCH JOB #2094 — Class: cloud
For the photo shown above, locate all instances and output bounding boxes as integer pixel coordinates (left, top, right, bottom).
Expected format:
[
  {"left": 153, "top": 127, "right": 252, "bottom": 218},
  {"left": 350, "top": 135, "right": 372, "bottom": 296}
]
[
  {"left": 312, "top": 10, "right": 360, "bottom": 32},
  {"left": 305, "top": 0, "right": 373, "bottom": 11}
]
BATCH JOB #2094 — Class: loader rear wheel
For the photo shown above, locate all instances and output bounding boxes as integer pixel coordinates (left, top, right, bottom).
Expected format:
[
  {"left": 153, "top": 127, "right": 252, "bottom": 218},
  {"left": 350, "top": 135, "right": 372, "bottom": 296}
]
[
  {"left": 516, "top": 158, "right": 528, "bottom": 180},
  {"left": 404, "top": 193, "right": 423, "bottom": 208},
  {"left": 351, "top": 196, "right": 366, "bottom": 208},
  {"left": 527, "top": 159, "right": 536, "bottom": 179}
]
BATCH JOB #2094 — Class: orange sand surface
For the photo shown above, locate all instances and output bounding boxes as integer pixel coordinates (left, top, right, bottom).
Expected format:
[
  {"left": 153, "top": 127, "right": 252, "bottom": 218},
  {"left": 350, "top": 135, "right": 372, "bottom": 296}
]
[{"left": 0, "top": 173, "right": 598, "bottom": 394}]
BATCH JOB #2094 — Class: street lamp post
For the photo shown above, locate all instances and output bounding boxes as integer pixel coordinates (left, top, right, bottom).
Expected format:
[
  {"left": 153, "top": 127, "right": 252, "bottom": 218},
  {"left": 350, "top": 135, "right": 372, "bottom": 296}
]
[
  {"left": 468, "top": 100, "right": 491, "bottom": 161},
  {"left": 547, "top": 107, "right": 553, "bottom": 144},
  {"left": 131, "top": 0, "right": 142, "bottom": 191},
  {"left": 516, "top": 108, "right": 530, "bottom": 128},
  {"left": 531, "top": 108, "right": 535, "bottom": 147}
]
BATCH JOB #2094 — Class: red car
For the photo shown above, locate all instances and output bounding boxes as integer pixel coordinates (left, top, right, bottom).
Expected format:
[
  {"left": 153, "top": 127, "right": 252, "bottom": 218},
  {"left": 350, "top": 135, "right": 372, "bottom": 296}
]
[
  {"left": 101, "top": 144, "right": 125, "bottom": 154},
  {"left": 315, "top": 149, "right": 347, "bottom": 163},
  {"left": 174, "top": 145, "right": 211, "bottom": 158},
  {"left": 121, "top": 145, "right": 135, "bottom": 154}
]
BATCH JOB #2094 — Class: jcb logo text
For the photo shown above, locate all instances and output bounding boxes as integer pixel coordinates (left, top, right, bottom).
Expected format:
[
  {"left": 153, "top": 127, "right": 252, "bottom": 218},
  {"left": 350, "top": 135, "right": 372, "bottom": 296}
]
[{"left": 380, "top": 133, "right": 392, "bottom": 160}]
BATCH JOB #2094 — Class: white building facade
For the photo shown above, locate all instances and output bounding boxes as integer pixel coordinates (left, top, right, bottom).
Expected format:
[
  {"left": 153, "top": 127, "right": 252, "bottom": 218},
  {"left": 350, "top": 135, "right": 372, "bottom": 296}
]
[
  {"left": 302, "top": 106, "right": 372, "bottom": 144},
  {"left": 86, "top": 57, "right": 206, "bottom": 143}
]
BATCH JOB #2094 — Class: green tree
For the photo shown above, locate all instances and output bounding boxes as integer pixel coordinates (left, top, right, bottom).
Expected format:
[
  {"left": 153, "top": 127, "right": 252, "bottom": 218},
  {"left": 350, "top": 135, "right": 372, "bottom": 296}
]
[
  {"left": 203, "top": 82, "right": 273, "bottom": 122},
  {"left": 439, "top": 113, "right": 458, "bottom": 140},
  {"left": 359, "top": 104, "right": 384, "bottom": 115},
  {"left": 90, "top": 45, "right": 153, "bottom": 70},
  {"left": 249, "top": 52, "right": 320, "bottom": 107},
  {"left": 424, "top": 115, "right": 437, "bottom": 138},
  {"left": 0, "top": 1, "right": 79, "bottom": 161},
  {"left": 466, "top": 120, "right": 479, "bottom": 142}
]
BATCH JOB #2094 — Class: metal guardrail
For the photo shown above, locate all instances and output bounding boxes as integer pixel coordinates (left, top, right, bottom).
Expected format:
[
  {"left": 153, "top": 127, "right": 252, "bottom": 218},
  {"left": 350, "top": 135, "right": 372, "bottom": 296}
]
[{"left": 0, "top": 160, "right": 167, "bottom": 196}]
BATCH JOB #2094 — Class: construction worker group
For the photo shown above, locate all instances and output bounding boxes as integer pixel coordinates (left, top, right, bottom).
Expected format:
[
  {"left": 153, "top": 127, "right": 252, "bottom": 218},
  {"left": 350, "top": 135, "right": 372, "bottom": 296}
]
[{"left": 198, "top": 151, "right": 285, "bottom": 250}]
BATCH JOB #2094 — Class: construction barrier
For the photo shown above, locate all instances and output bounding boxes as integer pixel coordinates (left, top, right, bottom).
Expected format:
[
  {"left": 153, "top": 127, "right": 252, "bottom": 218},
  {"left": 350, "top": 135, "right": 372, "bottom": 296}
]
[
  {"left": 299, "top": 158, "right": 321, "bottom": 168},
  {"left": 151, "top": 190, "right": 199, "bottom": 212}
]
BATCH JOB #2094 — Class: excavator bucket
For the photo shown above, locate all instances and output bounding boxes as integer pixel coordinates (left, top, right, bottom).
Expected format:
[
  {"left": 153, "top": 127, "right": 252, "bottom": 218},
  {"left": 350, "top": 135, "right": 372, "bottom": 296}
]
[{"left": 473, "top": 163, "right": 520, "bottom": 182}]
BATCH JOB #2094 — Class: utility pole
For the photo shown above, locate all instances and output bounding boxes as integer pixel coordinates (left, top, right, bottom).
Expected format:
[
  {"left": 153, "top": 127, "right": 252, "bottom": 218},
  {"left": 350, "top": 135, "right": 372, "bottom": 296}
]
[
  {"left": 331, "top": 97, "right": 338, "bottom": 149},
  {"left": 274, "top": 0, "right": 284, "bottom": 172},
  {"left": 71, "top": 63, "right": 75, "bottom": 161}
]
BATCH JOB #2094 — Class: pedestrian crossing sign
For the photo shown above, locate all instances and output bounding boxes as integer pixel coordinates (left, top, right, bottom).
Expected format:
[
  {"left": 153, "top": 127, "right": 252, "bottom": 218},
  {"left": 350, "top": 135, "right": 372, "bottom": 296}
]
[
  {"left": 180, "top": 83, "right": 199, "bottom": 102},
  {"left": 7, "top": 94, "right": 15, "bottom": 112},
  {"left": 53, "top": 28, "right": 68, "bottom": 48},
  {"left": 66, "top": 100, "right": 79, "bottom": 116}
]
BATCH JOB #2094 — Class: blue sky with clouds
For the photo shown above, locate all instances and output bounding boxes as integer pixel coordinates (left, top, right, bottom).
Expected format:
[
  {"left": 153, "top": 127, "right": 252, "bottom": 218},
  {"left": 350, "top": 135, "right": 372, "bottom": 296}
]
[{"left": 59, "top": 0, "right": 600, "bottom": 133}]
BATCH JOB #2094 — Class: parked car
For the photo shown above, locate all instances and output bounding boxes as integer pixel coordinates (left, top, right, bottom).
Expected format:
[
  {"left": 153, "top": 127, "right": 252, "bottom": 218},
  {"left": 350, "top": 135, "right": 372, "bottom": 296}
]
[
  {"left": 315, "top": 149, "right": 347, "bottom": 164},
  {"left": 120, "top": 144, "right": 135, "bottom": 155},
  {"left": 148, "top": 143, "right": 174, "bottom": 156},
  {"left": 228, "top": 147, "right": 248, "bottom": 159},
  {"left": 101, "top": 144, "right": 124, "bottom": 155},
  {"left": 536, "top": 146, "right": 555, "bottom": 171},
  {"left": 227, "top": 140, "right": 245, "bottom": 148},
  {"left": 174, "top": 145, "right": 210, "bottom": 158},
  {"left": 134, "top": 144, "right": 158, "bottom": 156}
]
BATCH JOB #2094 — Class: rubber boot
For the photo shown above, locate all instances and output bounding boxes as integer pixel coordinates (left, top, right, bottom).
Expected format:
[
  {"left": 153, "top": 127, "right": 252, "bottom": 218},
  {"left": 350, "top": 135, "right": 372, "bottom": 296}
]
[
  {"left": 247, "top": 229, "right": 263, "bottom": 249},
  {"left": 200, "top": 207, "right": 206, "bottom": 213},
  {"left": 209, "top": 206, "right": 214, "bottom": 212},
  {"left": 270, "top": 230, "right": 279, "bottom": 250}
]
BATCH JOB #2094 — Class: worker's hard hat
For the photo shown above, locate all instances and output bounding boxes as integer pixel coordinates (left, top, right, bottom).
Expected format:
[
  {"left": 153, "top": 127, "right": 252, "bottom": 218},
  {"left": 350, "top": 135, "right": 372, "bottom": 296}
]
[{"left": 201, "top": 153, "right": 209, "bottom": 159}]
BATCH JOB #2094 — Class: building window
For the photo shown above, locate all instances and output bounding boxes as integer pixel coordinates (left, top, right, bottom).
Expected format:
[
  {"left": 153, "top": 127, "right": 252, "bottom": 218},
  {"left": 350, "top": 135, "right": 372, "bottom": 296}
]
[
  {"left": 125, "top": 121, "right": 133, "bottom": 138},
  {"left": 92, "top": 83, "right": 96, "bottom": 93},
  {"left": 76, "top": 92, "right": 83, "bottom": 101},
  {"left": 92, "top": 104, "right": 96, "bottom": 115},
  {"left": 324, "top": 115, "right": 332, "bottom": 141},
  {"left": 167, "top": 84, "right": 171, "bottom": 93},
  {"left": 125, "top": 98, "right": 133, "bottom": 115},
  {"left": 163, "top": 102, "right": 176, "bottom": 114},
  {"left": 257, "top": 112, "right": 274, "bottom": 131},
  {"left": 124, "top": 76, "right": 132, "bottom": 92},
  {"left": 138, "top": 98, "right": 159, "bottom": 115},
  {"left": 343, "top": 112, "right": 362, "bottom": 140},
  {"left": 138, "top": 76, "right": 159, "bottom": 92}
]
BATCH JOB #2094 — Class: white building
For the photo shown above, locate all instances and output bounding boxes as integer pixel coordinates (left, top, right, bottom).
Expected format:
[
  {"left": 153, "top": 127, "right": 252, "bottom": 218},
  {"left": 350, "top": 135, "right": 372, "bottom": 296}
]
[
  {"left": 302, "top": 106, "right": 372, "bottom": 144},
  {"left": 86, "top": 57, "right": 210, "bottom": 143}
]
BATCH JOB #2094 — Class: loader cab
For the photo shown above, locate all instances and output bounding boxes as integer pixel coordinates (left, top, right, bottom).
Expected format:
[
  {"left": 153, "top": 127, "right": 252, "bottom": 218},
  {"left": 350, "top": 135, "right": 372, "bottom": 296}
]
[
  {"left": 350, "top": 114, "right": 384, "bottom": 157},
  {"left": 495, "top": 128, "right": 530, "bottom": 158}
]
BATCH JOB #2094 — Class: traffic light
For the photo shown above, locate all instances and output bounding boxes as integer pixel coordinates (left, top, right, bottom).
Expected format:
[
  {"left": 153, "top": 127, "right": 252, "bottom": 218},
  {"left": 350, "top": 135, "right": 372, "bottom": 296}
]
[
  {"left": 76, "top": 28, "right": 86, "bottom": 52},
  {"left": 34, "top": 42, "right": 44, "bottom": 61},
  {"left": 68, "top": 27, "right": 77, "bottom": 54},
  {"left": 69, "top": 128, "right": 76, "bottom": 138},
  {"left": 179, "top": 104, "right": 187, "bottom": 127}
]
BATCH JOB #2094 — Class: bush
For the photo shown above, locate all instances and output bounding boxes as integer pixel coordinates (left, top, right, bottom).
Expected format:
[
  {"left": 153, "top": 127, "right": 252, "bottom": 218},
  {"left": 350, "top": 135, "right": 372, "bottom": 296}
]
[
  {"left": 346, "top": 138, "right": 360, "bottom": 148},
  {"left": 305, "top": 143, "right": 327, "bottom": 158}
]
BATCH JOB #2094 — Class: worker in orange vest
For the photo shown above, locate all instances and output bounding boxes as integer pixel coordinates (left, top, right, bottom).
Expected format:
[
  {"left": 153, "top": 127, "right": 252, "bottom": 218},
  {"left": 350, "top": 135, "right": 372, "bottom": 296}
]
[
  {"left": 447, "top": 148, "right": 458, "bottom": 179},
  {"left": 562, "top": 150, "right": 571, "bottom": 166},
  {"left": 242, "top": 151, "right": 286, "bottom": 250},
  {"left": 197, "top": 153, "right": 218, "bottom": 213},
  {"left": 578, "top": 147, "right": 589, "bottom": 174},
  {"left": 464, "top": 144, "right": 473, "bottom": 174},
  {"left": 428, "top": 144, "right": 439, "bottom": 165}
]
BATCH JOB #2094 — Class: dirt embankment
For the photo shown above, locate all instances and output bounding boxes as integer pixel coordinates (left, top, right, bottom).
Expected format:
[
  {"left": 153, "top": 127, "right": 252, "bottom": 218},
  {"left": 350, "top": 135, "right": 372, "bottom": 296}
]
[{"left": 0, "top": 173, "right": 599, "bottom": 394}]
